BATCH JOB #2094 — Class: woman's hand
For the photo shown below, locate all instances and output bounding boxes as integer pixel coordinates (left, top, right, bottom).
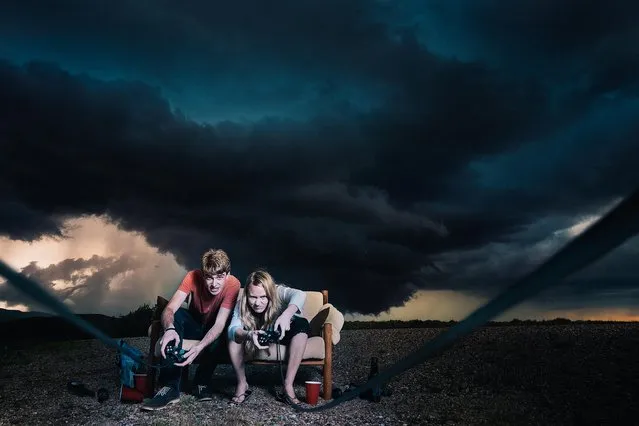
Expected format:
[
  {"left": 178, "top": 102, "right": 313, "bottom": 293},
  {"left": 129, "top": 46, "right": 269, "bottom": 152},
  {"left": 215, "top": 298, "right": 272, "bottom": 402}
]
[
  {"left": 250, "top": 330, "right": 269, "bottom": 349},
  {"left": 273, "top": 312, "right": 293, "bottom": 340}
]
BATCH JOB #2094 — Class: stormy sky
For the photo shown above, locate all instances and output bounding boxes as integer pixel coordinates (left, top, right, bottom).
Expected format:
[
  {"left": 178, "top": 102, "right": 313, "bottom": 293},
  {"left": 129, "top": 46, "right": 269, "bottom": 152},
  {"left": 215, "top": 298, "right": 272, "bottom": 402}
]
[{"left": 0, "top": 0, "right": 638, "bottom": 320}]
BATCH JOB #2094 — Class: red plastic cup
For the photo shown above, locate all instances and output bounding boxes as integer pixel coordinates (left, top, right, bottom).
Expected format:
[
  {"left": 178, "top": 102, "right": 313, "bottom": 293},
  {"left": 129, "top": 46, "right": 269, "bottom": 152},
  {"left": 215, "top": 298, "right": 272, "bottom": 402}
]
[
  {"left": 134, "top": 373, "right": 150, "bottom": 397},
  {"left": 119, "top": 385, "right": 144, "bottom": 403},
  {"left": 305, "top": 381, "right": 321, "bottom": 405}
]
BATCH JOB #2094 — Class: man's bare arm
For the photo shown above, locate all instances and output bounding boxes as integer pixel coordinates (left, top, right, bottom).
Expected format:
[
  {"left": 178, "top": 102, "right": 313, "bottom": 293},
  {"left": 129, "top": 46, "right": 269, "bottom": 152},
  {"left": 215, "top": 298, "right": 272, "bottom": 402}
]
[
  {"left": 199, "top": 307, "right": 232, "bottom": 348},
  {"left": 161, "top": 289, "right": 189, "bottom": 331}
]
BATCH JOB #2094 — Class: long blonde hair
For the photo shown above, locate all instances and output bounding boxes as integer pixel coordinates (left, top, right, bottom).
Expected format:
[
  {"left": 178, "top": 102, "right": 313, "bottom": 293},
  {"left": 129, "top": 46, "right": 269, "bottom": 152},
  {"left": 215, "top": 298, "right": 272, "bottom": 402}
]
[{"left": 239, "top": 269, "right": 282, "bottom": 356}]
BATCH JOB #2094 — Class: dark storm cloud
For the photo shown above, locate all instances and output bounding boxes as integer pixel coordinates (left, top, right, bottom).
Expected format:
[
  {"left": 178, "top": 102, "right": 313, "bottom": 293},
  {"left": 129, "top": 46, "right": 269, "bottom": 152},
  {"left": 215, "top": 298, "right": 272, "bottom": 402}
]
[
  {"left": 428, "top": 208, "right": 639, "bottom": 311},
  {"left": 428, "top": 1, "right": 639, "bottom": 59},
  {"left": 428, "top": 0, "right": 639, "bottom": 102},
  {"left": 0, "top": 0, "right": 393, "bottom": 72},
  {"left": 0, "top": 0, "right": 401, "bottom": 120},
  {"left": 535, "top": 233, "right": 639, "bottom": 311},
  {"left": 0, "top": 60, "right": 452, "bottom": 313},
  {"left": 0, "top": 200, "right": 65, "bottom": 240},
  {"left": 0, "top": 0, "right": 638, "bottom": 314},
  {"left": 0, "top": 255, "right": 140, "bottom": 313}
]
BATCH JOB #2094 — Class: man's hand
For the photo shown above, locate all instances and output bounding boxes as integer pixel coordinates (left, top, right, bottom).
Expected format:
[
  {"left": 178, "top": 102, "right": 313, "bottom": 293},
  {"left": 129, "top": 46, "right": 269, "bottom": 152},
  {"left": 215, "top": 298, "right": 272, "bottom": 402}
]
[
  {"left": 174, "top": 343, "right": 204, "bottom": 367},
  {"left": 159, "top": 329, "right": 180, "bottom": 359},
  {"left": 250, "top": 330, "right": 269, "bottom": 350},
  {"left": 273, "top": 313, "right": 293, "bottom": 341}
]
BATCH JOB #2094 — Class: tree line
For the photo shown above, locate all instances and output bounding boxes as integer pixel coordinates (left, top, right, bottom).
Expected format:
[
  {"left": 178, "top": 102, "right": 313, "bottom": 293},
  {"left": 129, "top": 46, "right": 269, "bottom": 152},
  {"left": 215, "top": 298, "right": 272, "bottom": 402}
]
[{"left": 2, "top": 303, "right": 634, "bottom": 343}]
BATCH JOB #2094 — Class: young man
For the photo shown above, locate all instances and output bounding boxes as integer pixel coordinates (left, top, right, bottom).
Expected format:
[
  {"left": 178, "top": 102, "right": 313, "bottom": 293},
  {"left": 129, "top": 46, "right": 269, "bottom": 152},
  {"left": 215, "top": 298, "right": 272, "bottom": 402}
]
[{"left": 141, "top": 248, "right": 241, "bottom": 411}]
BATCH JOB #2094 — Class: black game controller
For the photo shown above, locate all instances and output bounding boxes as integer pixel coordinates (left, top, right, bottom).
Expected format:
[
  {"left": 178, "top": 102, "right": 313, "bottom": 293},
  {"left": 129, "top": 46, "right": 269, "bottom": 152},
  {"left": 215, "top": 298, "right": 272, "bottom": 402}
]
[
  {"left": 164, "top": 342, "right": 187, "bottom": 364},
  {"left": 257, "top": 329, "right": 281, "bottom": 346}
]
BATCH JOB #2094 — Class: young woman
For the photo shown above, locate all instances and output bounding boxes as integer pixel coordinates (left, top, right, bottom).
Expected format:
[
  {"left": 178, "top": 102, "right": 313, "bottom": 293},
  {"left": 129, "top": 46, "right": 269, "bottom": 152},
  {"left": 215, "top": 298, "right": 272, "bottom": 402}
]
[{"left": 227, "top": 269, "right": 309, "bottom": 405}]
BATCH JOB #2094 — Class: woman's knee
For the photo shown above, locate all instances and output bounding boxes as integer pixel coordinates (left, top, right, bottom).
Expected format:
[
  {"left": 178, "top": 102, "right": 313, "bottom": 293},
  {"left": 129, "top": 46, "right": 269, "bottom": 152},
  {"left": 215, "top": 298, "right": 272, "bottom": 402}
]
[
  {"left": 228, "top": 340, "right": 243, "bottom": 355},
  {"left": 291, "top": 331, "right": 308, "bottom": 343}
]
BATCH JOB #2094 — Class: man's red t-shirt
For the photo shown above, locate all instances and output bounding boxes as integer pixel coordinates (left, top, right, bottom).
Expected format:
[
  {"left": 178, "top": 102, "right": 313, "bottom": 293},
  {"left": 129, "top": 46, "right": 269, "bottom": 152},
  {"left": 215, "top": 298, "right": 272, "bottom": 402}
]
[{"left": 177, "top": 270, "right": 240, "bottom": 328}]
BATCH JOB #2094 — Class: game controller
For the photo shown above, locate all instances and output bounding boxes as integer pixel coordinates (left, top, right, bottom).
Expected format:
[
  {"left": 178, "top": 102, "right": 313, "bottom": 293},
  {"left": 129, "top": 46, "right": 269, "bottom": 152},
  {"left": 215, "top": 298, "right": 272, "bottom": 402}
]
[
  {"left": 257, "top": 329, "right": 281, "bottom": 345},
  {"left": 164, "top": 342, "right": 187, "bottom": 364}
]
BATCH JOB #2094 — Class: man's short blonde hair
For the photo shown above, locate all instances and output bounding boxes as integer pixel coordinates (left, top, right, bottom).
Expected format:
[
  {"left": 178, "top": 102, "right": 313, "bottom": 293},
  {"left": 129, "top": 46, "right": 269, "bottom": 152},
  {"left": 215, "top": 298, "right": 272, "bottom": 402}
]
[{"left": 201, "top": 249, "right": 231, "bottom": 275}]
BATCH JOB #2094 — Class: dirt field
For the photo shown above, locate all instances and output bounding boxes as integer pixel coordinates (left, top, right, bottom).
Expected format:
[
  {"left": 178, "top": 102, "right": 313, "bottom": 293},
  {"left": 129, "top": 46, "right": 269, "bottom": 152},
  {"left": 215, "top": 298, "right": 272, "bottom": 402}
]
[{"left": 2, "top": 324, "right": 639, "bottom": 425}]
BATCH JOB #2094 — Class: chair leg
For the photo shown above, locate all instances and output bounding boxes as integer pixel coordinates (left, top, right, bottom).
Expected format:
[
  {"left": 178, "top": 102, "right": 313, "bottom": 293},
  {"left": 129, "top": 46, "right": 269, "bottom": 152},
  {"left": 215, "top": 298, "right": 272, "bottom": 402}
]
[
  {"left": 322, "top": 323, "right": 333, "bottom": 400},
  {"left": 322, "top": 364, "right": 332, "bottom": 400},
  {"left": 147, "top": 320, "right": 161, "bottom": 396}
]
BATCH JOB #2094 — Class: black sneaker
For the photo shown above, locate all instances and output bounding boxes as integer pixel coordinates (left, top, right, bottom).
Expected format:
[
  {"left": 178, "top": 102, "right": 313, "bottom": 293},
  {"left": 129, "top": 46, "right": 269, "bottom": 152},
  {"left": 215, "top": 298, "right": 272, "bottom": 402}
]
[
  {"left": 192, "top": 384, "right": 213, "bottom": 401},
  {"left": 140, "top": 386, "right": 180, "bottom": 411}
]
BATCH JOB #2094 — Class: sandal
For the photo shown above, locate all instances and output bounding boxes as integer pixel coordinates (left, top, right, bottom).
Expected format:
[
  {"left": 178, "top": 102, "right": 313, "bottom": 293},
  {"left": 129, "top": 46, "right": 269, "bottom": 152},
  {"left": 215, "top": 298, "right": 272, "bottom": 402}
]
[
  {"left": 276, "top": 390, "right": 301, "bottom": 406},
  {"left": 228, "top": 389, "right": 253, "bottom": 405}
]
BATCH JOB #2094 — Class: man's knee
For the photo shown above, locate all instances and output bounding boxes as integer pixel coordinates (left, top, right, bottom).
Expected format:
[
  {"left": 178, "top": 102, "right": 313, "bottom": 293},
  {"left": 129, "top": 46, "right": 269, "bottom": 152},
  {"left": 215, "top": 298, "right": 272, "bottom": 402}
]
[
  {"left": 173, "top": 307, "right": 190, "bottom": 320},
  {"left": 171, "top": 308, "right": 192, "bottom": 327}
]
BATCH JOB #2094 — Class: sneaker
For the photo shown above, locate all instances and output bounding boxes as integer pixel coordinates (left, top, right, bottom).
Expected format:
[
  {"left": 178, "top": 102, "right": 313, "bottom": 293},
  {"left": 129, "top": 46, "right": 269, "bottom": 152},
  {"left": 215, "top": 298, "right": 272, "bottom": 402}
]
[
  {"left": 140, "top": 386, "right": 180, "bottom": 411},
  {"left": 192, "top": 384, "right": 213, "bottom": 401}
]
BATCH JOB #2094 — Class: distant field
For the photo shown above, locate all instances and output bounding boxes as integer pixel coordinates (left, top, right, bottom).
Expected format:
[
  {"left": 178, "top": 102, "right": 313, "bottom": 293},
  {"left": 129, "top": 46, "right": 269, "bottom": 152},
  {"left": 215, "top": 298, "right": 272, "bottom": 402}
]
[
  {"left": 2, "top": 324, "right": 638, "bottom": 425},
  {"left": 341, "top": 317, "right": 639, "bottom": 329},
  {"left": 4, "top": 304, "right": 636, "bottom": 343}
]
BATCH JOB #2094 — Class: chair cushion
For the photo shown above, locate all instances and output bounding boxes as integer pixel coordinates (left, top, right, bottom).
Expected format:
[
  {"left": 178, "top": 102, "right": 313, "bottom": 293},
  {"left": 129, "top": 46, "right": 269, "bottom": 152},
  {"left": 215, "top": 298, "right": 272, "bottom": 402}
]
[
  {"left": 318, "top": 303, "right": 345, "bottom": 345},
  {"left": 250, "top": 336, "right": 325, "bottom": 361},
  {"left": 300, "top": 291, "right": 324, "bottom": 320}
]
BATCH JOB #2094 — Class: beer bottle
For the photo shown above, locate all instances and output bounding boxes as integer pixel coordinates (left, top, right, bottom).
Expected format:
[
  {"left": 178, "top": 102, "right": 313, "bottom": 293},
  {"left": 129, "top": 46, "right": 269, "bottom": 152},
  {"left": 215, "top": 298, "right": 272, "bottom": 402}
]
[{"left": 368, "top": 357, "right": 382, "bottom": 402}]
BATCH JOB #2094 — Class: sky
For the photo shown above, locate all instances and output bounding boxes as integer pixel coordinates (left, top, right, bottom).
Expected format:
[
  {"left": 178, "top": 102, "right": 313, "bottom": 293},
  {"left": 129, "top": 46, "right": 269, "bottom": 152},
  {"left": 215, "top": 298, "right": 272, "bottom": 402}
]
[{"left": 0, "top": 0, "right": 638, "bottom": 321}]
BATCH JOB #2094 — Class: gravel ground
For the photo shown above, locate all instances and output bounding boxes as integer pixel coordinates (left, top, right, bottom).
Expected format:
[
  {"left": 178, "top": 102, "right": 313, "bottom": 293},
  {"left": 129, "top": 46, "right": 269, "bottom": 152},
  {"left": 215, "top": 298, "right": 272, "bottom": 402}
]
[{"left": 2, "top": 324, "right": 639, "bottom": 425}]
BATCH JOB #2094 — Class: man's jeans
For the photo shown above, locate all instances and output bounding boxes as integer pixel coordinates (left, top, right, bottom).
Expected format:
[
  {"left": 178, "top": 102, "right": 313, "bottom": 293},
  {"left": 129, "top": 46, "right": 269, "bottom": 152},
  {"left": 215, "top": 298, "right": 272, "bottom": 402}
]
[{"left": 157, "top": 308, "right": 229, "bottom": 391}]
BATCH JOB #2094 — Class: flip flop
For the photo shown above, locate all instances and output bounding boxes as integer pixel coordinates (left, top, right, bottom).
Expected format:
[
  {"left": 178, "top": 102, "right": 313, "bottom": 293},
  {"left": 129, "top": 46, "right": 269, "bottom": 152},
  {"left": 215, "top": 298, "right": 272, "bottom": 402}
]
[
  {"left": 228, "top": 389, "right": 253, "bottom": 405},
  {"left": 275, "top": 390, "right": 301, "bottom": 406}
]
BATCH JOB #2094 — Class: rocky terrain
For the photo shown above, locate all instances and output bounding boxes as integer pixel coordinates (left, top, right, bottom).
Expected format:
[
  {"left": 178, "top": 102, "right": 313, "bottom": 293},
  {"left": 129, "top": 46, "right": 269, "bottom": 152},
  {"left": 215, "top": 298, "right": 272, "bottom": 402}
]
[{"left": 2, "top": 324, "right": 638, "bottom": 425}]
